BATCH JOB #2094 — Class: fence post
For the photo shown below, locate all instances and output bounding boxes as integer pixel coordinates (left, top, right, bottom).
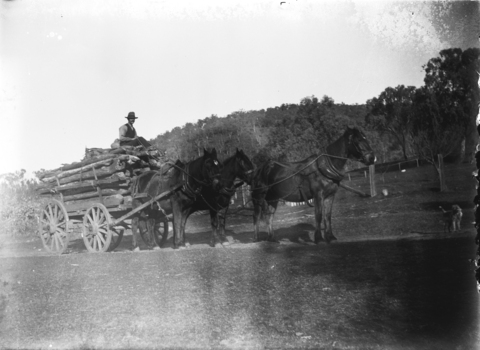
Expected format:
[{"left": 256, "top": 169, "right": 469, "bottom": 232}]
[
  {"left": 242, "top": 184, "right": 246, "bottom": 206},
  {"left": 369, "top": 164, "right": 377, "bottom": 197}
]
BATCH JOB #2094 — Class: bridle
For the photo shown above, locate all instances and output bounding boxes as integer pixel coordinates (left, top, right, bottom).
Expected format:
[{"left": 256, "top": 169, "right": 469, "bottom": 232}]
[
  {"left": 219, "top": 157, "right": 254, "bottom": 196},
  {"left": 347, "top": 132, "right": 371, "bottom": 163}
]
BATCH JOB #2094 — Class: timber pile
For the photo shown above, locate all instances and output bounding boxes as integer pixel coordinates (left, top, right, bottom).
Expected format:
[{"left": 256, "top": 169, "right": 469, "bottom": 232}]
[{"left": 37, "top": 146, "right": 164, "bottom": 216}]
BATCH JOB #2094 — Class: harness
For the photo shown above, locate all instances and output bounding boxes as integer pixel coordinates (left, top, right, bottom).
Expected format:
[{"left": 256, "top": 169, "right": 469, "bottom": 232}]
[
  {"left": 252, "top": 131, "right": 367, "bottom": 194},
  {"left": 249, "top": 152, "right": 351, "bottom": 209}
]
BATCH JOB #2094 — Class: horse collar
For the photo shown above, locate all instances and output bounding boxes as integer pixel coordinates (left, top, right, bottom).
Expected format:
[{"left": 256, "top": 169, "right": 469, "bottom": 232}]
[{"left": 182, "top": 163, "right": 201, "bottom": 199}]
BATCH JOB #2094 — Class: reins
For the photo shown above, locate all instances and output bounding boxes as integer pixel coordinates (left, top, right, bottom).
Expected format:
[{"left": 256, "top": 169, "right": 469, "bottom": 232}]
[{"left": 167, "top": 161, "right": 217, "bottom": 188}]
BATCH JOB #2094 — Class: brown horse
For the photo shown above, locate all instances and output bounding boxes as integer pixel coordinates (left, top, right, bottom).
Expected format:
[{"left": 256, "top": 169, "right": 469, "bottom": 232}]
[
  {"left": 130, "top": 148, "right": 223, "bottom": 250},
  {"left": 251, "top": 127, "right": 375, "bottom": 243}
]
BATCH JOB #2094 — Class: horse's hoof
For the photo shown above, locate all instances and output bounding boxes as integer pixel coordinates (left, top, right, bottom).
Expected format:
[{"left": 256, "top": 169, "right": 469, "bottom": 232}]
[
  {"left": 324, "top": 235, "right": 337, "bottom": 244},
  {"left": 132, "top": 247, "right": 140, "bottom": 252},
  {"left": 153, "top": 246, "right": 161, "bottom": 251},
  {"left": 185, "top": 242, "right": 191, "bottom": 248},
  {"left": 214, "top": 242, "right": 223, "bottom": 248}
]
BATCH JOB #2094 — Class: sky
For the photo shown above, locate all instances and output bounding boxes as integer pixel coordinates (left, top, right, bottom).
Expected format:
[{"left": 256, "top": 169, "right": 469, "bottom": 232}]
[{"left": 1, "top": 0, "right": 479, "bottom": 175}]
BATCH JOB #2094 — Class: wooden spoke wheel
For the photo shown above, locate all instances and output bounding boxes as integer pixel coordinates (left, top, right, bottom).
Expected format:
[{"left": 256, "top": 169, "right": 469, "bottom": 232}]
[
  {"left": 153, "top": 219, "right": 169, "bottom": 248},
  {"left": 108, "top": 226, "right": 124, "bottom": 252},
  {"left": 82, "top": 204, "right": 113, "bottom": 253},
  {"left": 39, "top": 199, "right": 70, "bottom": 254}
]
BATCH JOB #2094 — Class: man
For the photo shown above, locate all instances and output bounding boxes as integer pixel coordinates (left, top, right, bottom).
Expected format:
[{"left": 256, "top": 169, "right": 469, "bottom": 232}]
[{"left": 119, "top": 111, "right": 152, "bottom": 147}]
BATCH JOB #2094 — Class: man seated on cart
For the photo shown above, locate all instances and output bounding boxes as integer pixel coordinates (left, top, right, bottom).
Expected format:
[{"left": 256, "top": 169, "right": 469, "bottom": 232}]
[
  {"left": 118, "top": 111, "right": 172, "bottom": 171},
  {"left": 119, "top": 111, "right": 152, "bottom": 148}
]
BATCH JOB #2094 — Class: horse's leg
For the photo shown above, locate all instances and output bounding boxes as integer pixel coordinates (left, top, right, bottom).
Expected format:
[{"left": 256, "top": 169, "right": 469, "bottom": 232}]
[
  {"left": 219, "top": 208, "right": 228, "bottom": 241},
  {"left": 323, "top": 195, "right": 337, "bottom": 243},
  {"left": 209, "top": 209, "right": 223, "bottom": 248},
  {"left": 171, "top": 215, "right": 184, "bottom": 249},
  {"left": 131, "top": 215, "right": 141, "bottom": 251},
  {"left": 253, "top": 196, "right": 264, "bottom": 242},
  {"left": 171, "top": 199, "right": 184, "bottom": 249},
  {"left": 173, "top": 202, "right": 191, "bottom": 249},
  {"left": 313, "top": 195, "right": 325, "bottom": 244},
  {"left": 265, "top": 200, "right": 278, "bottom": 242},
  {"left": 146, "top": 217, "right": 159, "bottom": 250}
]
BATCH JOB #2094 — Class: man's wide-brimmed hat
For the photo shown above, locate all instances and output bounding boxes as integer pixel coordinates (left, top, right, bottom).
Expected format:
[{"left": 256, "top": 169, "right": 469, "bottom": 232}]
[{"left": 126, "top": 111, "right": 138, "bottom": 119}]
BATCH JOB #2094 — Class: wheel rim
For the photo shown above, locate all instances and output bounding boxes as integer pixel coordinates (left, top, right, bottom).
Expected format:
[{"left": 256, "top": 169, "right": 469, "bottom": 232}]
[
  {"left": 108, "top": 227, "right": 124, "bottom": 252},
  {"left": 39, "top": 199, "right": 70, "bottom": 254},
  {"left": 82, "top": 204, "right": 112, "bottom": 253}
]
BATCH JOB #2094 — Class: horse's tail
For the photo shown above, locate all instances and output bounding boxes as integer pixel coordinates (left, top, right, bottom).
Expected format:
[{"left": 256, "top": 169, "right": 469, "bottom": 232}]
[{"left": 299, "top": 188, "right": 314, "bottom": 207}]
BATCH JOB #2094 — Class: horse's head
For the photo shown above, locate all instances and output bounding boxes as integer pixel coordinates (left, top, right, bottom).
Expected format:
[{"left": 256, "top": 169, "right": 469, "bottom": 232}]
[
  {"left": 202, "top": 148, "right": 223, "bottom": 191},
  {"left": 234, "top": 148, "right": 255, "bottom": 185},
  {"left": 345, "top": 127, "right": 376, "bottom": 165}
]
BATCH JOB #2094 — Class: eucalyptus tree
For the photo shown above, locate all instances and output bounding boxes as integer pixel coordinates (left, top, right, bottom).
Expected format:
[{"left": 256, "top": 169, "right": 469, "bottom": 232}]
[
  {"left": 365, "top": 85, "right": 416, "bottom": 160},
  {"left": 422, "top": 48, "right": 480, "bottom": 162}
]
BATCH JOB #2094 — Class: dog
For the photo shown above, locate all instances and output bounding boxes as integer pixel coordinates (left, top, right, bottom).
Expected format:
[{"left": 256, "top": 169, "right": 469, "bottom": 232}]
[{"left": 439, "top": 205, "right": 463, "bottom": 233}]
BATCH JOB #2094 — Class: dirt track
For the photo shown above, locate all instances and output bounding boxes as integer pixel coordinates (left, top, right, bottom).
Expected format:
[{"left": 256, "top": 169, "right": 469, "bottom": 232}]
[{"left": 1, "top": 232, "right": 479, "bottom": 350}]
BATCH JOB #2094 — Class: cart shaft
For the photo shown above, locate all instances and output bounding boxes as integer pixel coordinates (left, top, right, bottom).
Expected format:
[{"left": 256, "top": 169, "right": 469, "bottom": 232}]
[{"left": 110, "top": 184, "right": 182, "bottom": 227}]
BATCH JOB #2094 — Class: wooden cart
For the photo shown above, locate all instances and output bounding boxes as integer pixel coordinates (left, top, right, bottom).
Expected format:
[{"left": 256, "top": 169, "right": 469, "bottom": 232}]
[{"left": 37, "top": 147, "right": 177, "bottom": 254}]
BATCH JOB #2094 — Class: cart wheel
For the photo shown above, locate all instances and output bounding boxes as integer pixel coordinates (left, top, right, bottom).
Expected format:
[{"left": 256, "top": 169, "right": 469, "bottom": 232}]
[
  {"left": 108, "top": 227, "right": 124, "bottom": 252},
  {"left": 82, "top": 204, "right": 112, "bottom": 253},
  {"left": 39, "top": 199, "right": 70, "bottom": 254},
  {"left": 138, "top": 218, "right": 168, "bottom": 248},
  {"left": 153, "top": 219, "right": 169, "bottom": 247}
]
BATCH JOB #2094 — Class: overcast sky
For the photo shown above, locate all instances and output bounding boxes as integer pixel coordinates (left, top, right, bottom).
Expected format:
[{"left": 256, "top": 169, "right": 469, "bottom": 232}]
[{"left": 1, "top": 0, "right": 478, "bottom": 175}]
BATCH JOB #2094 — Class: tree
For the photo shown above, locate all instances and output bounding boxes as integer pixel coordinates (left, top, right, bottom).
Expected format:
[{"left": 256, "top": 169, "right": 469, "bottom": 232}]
[
  {"left": 365, "top": 85, "right": 416, "bottom": 160},
  {"left": 410, "top": 86, "right": 465, "bottom": 191},
  {"left": 422, "top": 48, "right": 480, "bottom": 162}
]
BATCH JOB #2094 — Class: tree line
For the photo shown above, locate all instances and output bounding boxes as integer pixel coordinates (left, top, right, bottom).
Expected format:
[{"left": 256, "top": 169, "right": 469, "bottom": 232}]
[{"left": 152, "top": 48, "right": 480, "bottom": 182}]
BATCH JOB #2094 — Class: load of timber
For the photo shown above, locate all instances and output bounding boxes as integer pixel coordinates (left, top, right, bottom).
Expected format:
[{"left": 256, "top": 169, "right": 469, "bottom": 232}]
[{"left": 36, "top": 145, "right": 165, "bottom": 216}]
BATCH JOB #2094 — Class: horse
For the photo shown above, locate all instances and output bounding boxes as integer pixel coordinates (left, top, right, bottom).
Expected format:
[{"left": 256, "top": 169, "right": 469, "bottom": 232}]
[
  {"left": 188, "top": 148, "right": 255, "bottom": 247},
  {"left": 130, "top": 148, "right": 223, "bottom": 250},
  {"left": 251, "top": 127, "right": 376, "bottom": 243}
]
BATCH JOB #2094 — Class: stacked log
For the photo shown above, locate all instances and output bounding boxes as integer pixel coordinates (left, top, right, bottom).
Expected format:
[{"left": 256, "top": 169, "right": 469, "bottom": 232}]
[{"left": 37, "top": 146, "right": 163, "bottom": 216}]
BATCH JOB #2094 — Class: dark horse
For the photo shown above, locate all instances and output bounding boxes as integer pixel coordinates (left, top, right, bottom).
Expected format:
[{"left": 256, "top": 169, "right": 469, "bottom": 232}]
[
  {"left": 251, "top": 127, "right": 376, "bottom": 243},
  {"left": 188, "top": 148, "right": 255, "bottom": 247},
  {"left": 130, "top": 148, "right": 222, "bottom": 250}
]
